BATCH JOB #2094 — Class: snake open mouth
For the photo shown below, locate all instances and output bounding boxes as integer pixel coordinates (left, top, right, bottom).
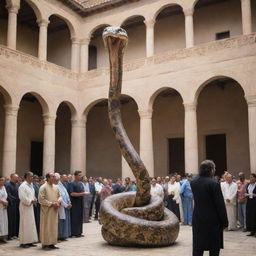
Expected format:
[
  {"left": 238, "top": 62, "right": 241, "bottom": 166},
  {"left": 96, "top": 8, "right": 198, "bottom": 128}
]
[{"left": 99, "top": 26, "right": 180, "bottom": 247}]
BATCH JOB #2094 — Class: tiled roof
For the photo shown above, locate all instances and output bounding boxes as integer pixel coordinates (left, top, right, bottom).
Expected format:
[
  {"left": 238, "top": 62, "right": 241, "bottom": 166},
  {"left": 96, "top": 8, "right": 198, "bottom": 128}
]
[{"left": 58, "top": 0, "right": 140, "bottom": 16}]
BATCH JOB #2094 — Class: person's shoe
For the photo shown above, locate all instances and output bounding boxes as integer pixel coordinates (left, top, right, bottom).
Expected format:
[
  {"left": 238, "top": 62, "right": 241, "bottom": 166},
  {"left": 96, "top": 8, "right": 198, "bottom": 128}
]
[
  {"left": 48, "top": 245, "right": 59, "bottom": 249},
  {"left": 20, "top": 244, "right": 30, "bottom": 248},
  {"left": 59, "top": 238, "right": 68, "bottom": 241},
  {"left": 28, "top": 243, "right": 37, "bottom": 247},
  {"left": 246, "top": 232, "right": 255, "bottom": 236},
  {"left": 75, "top": 234, "right": 84, "bottom": 238},
  {"left": 243, "top": 228, "right": 247, "bottom": 232},
  {"left": 0, "top": 239, "right": 7, "bottom": 243},
  {"left": 42, "top": 245, "right": 51, "bottom": 251}
]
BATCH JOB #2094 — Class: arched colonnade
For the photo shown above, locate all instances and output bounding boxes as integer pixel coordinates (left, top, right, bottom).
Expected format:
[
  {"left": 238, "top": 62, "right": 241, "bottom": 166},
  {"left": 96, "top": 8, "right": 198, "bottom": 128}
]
[{"left": 0, "top": 74, "right": 255, "bottom": 178}]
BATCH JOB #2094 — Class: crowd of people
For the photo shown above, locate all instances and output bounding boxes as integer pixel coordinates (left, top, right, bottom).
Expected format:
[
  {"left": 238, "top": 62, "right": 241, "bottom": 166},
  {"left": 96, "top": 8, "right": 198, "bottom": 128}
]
[{"left": 0, "top": 168, "right": 255, "bottom": 251}]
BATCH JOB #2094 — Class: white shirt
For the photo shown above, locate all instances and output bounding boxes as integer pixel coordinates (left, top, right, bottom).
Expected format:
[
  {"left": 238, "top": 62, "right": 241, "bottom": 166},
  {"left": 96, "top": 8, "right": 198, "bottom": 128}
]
[
  {"left": 222, "top": 182, "right": 238, "bottom": 204},
  {"left": 248, "top": 183, "right": 256, "bottom": 199},
  {"left": 167, "top": 181, "right": 181, "bottom": 204},
  {"left": 95, "top": 182, "right": 103, "bottom": 193},
  {"left": 150, "top": 184, "right": 164, "bottom": 199}
]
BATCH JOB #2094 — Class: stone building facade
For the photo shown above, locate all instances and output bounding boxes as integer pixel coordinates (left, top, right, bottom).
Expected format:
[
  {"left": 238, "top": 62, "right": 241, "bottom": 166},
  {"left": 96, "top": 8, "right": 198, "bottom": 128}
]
[{"left": 0, "top": 0, "right": 256, "bottom": 179}]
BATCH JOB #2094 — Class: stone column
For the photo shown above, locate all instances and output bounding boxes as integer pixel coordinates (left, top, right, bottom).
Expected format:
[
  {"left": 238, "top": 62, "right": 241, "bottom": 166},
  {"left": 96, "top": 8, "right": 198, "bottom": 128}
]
[
  {"left": 80, "top": 38, "right": 90, "bottom": 72},
  {"left": 184, "top": 8, "right": 194, "bottom": 48},
  {"left": 247, "top": 97, "right": 256, "bottom": 172},
  {"left": 122, "top": 156, "right": 135, "bottom": 180},
  {"left": 184, "top": 103, "right": 198, "bottom": 174},
  {"left": 71, "top": 37, "right": 80, "bottom": 73},
  {"left": 6, "top": 4, "right": 19, "bottom": 50},
  {"left": 71, "top": 117, "right": 86, "bottom": 175},
  {"left": 138, "top": 109, "right": 154, "bottom": 177},
  {"left": 241, "top": 0, "right": 252, "bottom": 35},
  {"left": 144, "top": 19, "right": 155, "bottom": 57},
  {"left": 37, "top": 19, "right": 49, "bottom": 61},
  {"left": 2, "top": 105, "right": 19, "bottom": 177},
  {"left": 43, "top": 115, "right": 56, "bottom": 174}
]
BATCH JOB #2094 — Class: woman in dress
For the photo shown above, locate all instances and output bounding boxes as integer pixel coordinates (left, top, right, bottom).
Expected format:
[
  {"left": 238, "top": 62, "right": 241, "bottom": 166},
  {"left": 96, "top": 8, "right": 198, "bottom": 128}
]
[
  {"left": 0, "top": 176, "right": 8, "bottom": 243},
  {"left": 245, "top": 173, "right": 256, "bottom": 236}
]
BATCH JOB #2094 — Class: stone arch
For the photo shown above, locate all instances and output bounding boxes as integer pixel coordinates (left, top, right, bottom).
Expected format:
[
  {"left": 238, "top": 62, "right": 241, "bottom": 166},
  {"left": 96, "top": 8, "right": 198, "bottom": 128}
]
[
  {"left": 151, "top": 87, "right": 184, "bottom": 176},
  {"left": 88, "top": 24, "right": 111, "bottom": 70},
  {"left": 88, "top": 24, "right": 111, "bottom": 41},
  {"left": 0, "top": 85, "right": 12, "bottom": 105},
  {"left": 121, "top": 15, "right": 146, "bottom": 62},
  {"left": 56, "top": 100, "right": 77, "bottom": 119},
  {"left": 18, "top": 91, "right": 50, "bottom": 115},
  {"left": 16, "top": 92, "right": 47, "bottom": 175},
  {"left": 196, "top": 75, "right": 249, "bottom": 176},
  {"left": 194, "top": 75, "right": 245, "bottom": 104},
  {"left": 153, "top": 3, "right": 184, "bottom": 21},
  {"left": 83, "top": 98, "right": 107, "bottom": 118},
  {"left": 24, "top": 0, "right": 43, "bottom": 20},
  {"left": 148, "top": 86, "right": 184, "bottom": 110},
  {"left": 48, "top": 13, "right": 76, "bottom": 38},
  {"left": 154, "top": 3, "right": 185, "bottom": 53},
  {"left": 55, "top": 101, "right": 75, "bottom": 173},
  {"left": 120, "top": 15, "right": 146, "bottom": 27}
]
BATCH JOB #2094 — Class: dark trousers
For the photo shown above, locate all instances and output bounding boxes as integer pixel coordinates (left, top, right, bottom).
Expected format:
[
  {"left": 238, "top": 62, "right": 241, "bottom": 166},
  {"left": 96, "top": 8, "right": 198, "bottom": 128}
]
[
  {"left": 193, "top": 249, "right": 220, "bottom": 256},
  {"left": 94, "top": 195, "right": 101, "bottom": 219}
]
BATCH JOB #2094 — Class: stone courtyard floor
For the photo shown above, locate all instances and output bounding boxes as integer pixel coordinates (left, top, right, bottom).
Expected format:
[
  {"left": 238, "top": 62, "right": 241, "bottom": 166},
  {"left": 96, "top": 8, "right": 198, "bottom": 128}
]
[{"left": 0, "top": 220, "right": 255, "bottom": 256}]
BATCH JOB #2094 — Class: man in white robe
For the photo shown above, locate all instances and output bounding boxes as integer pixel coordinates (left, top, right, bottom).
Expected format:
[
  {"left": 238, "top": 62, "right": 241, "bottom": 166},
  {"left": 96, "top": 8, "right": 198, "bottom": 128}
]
[
  {"left": 150, "top": 178, "right": 164, "bottom": 199},
  {"left": 222, "top": 174, "right": 238, "bottom": 231},
  {"left": 18, "top": 172, "right": 38, "bottom": 248},
  {"left": 0, "top": 176, "right": 8, "bottom": 243}
]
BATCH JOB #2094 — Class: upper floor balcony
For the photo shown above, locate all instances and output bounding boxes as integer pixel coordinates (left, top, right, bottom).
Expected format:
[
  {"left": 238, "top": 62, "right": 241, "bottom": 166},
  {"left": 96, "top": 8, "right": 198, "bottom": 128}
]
[{"left": 0, "top": 0, "right": 255, "bottom": 85}]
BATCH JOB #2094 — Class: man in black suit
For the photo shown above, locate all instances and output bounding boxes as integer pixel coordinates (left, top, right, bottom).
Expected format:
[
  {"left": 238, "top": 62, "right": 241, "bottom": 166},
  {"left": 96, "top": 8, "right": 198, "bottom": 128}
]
[{"left": 191, "top": 160, "right": 228, "bottom": 256}]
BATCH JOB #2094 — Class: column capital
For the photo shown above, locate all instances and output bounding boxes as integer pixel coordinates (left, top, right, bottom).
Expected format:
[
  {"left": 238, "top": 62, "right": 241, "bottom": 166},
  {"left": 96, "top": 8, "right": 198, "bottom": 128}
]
[
  {"left": 183, "top": 8, "right": 194, "bottom": 16},
  {"left": 4, "top": 104, "right": 19, "bottom": 116},
  {"left": 43, "top": 114, "right": 56, "bottom": 125},
  {"left": 6, "top": 4, "right": 19, "bottom": 14},
  {"left": 144, "top": 19, "right": 155, "bottom": 28},
  {"left": 37, "top": 19, "right": 49, "bottom": 27},
  {"left": 80, "top": 38, "right": 90, "bottom": 45},
  {"left": 138, "top": 109, "right": 153, "bottom": 119},
  {"left": 71, "top": 118, "right": 87, "bottom": 128},
  {"left": 183, "top": 103, "right": 197, "bottom": 111},
  {"left": 246, "top": 95, "right": 256, "bottom": 107},
  {"left": 71, "top": 37, "right": 80, "bottom": 44}
]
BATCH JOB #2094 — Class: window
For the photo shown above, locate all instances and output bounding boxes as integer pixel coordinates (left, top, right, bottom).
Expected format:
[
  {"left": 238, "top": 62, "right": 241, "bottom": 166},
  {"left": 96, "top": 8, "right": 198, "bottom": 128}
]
[{"left": 216, "top": 31, "right": 230, "bottom": 40}]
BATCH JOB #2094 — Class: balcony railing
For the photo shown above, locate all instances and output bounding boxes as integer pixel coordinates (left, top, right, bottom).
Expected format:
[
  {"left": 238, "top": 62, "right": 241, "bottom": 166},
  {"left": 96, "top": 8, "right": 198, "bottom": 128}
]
[
  {"left": 0, "top": 33, "right": 255, "bottom": 82},
  {"left": 0, "top": 45, "right": 78, "bottom": 80}
]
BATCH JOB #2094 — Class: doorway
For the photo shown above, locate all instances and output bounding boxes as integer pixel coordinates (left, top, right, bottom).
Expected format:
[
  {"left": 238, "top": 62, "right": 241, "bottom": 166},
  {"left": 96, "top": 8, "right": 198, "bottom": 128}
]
[
  {"left": 205, "top": 134, "right": 227, "bottom": 176},
  {"left": 168, "top": 138, "right": 185, "bottom": 176},
  {"left": 30, "top": 141, "right": 43, "bottom": 176}
]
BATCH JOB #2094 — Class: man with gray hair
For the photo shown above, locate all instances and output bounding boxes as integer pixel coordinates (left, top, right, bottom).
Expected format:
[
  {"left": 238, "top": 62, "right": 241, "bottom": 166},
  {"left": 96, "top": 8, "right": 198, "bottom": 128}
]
[
  {"left": 55, "top": 173, "right": 72, "bottom": 241},
  {"left": 222, "top": 173, "right": 238, "bottom": 231},
  {"left": 191, "top": 160, "right": 228, "bottom": 256}
]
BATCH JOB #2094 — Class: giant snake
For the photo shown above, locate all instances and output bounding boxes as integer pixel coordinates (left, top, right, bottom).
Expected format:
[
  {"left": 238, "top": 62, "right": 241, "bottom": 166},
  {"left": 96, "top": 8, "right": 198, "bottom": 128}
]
[{"left": 99, "top": 27, "right": 180, "bottom": 247}]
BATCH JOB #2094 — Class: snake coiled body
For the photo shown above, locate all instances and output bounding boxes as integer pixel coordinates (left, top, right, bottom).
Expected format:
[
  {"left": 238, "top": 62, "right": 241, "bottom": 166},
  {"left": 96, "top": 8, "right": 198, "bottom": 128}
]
[{"left": 99, "top": 27, "right": 179, "bottom": 247}]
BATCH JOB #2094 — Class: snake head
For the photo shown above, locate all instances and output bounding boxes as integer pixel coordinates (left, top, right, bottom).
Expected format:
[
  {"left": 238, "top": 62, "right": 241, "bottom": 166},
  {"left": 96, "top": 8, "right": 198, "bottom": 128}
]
[{"left": 103, "top": 26, "right": 128, "bottom": 53}]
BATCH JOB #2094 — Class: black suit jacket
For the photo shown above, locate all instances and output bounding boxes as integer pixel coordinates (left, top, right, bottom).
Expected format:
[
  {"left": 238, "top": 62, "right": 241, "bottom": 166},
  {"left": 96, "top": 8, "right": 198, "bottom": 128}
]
[{"left": 191, "top": 176, "right": 228, "bottom": 251}]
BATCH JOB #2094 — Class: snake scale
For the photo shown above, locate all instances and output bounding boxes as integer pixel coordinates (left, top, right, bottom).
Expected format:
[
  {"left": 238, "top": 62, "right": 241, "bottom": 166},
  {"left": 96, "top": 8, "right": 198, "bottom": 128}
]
[{"left": 99, "top": 27, "right": 180, "bottom": 247}]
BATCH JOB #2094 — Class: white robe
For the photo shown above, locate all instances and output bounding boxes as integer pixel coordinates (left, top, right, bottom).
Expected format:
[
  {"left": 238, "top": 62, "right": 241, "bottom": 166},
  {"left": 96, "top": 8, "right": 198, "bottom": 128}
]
[
  {"left": 151, "top": 184, "right": 164, "bottom": 199},
  {"left": 18, "top": 181, "right": 38, "bottom": 244},
  {"left": 168, "top": 182, "right": 183, "bottom": 222},
  {"left": 222, "top": 181, "right": 238, "bottom": 230},
  {"left": 0, "top": 186, "right": 8, "bottom": 237}
]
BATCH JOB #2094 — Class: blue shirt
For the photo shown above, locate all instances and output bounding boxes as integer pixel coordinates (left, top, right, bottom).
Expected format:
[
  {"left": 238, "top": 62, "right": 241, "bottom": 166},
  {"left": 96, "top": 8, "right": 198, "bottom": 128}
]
[{"left": 180, "top": 179, "right": 193, "bottom": 199}]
